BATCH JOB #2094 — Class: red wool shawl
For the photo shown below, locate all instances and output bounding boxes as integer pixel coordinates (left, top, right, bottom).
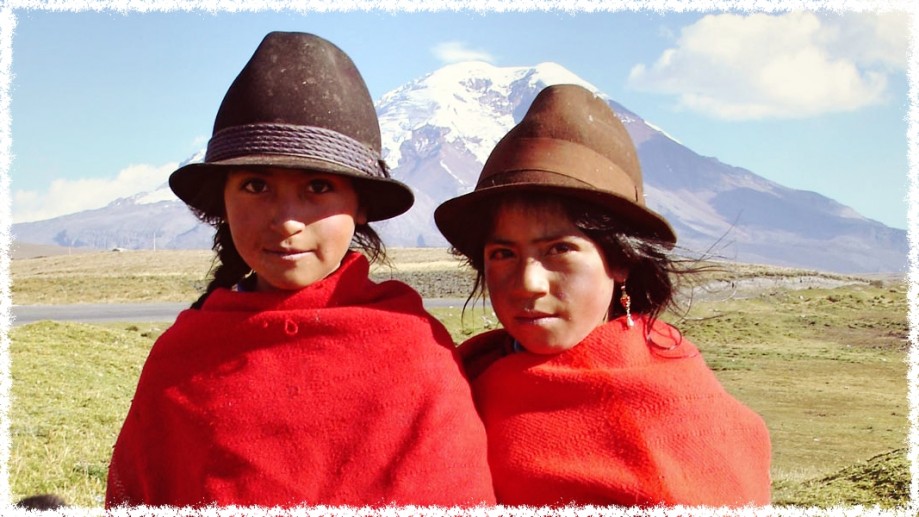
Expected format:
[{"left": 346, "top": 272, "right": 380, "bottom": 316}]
[
  {"left": 106, "top": 252, "right": 494, "bottom": 508},
  {"left": 459, "top": 316, "right": 771, "bottom": 507}
]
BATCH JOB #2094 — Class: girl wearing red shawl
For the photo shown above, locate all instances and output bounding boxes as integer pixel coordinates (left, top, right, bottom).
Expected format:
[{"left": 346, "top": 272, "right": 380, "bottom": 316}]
[
  {"left": 105, "top": 32, "right": 494, "bottom": 508},
  {"left": 434, "top": 84, "right": 771, "bottom": 507}
]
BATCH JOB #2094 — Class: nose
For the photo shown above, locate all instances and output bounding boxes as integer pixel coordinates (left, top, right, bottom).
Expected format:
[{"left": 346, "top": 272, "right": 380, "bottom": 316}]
[
  {"left": 269, "top": 194, "right": 308, "bottom": 237},
  {"left": 514, "top": 258, "right": 550, "bottom": 297}
]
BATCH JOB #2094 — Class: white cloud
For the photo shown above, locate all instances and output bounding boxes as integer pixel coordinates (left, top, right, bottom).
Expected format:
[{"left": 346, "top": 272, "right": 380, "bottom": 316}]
[
  {"left": 191, "top": 134, "right": 209, "bottom": 149},
  {"left": 432, "top": 41, "right": 495, "bottom": 64},
  {"left": 12, "top": 162, "right": 178, "bottom": 224},
  {"left": 627, "top": 12, "right": 907, "bottom": 120}
]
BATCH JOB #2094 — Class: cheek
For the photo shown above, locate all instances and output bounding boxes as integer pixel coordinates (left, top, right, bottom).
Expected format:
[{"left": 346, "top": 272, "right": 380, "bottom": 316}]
[
  {"left": 224, "top": 208, "right": 259, "bottom": 245},
  {"left": 561, "top": 264, "right": 615, "bottom": 310},
  {"left": 591, "top": 279, "right": 617, "bottom": 316},
  {"left": 483, "top": 264, "right": 510, "bottom": 300},
  {"left": 223, "top": 192, "right": 255, "bottom": 232},
  {"left": 317, "top": 214, "right": 358, "bottom": 243}
]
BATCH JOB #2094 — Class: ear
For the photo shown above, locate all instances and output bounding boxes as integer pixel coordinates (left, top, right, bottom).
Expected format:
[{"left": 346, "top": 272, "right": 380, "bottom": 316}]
[
  {"left": 609, "top": 266, "right": 629, "bottom": 284},
  {"left": 355, "top": 206, "right": 368, "bottom": 226}
]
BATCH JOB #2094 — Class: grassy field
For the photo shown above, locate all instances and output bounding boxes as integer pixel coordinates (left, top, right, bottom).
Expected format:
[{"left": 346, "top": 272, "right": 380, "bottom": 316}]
[
  {"left": 675, "top": 284, "right": 909, "bottom": 506},
  {"left": 11, "top": 248, "right": 475, "bottom": 304},
  {"left": 8, "top": 248, "right": 911, "bottom": 508}
]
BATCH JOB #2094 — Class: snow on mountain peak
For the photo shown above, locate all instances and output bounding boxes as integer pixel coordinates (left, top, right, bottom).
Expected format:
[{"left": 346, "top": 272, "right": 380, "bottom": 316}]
[
  {"left": 529, "top": 62, "right": 601, "bottom": 93},
  {"left": 376, "top": 61, "right": 605, "bottom": 168},
  {"left": 135, "top": 184, "right": 179, "bottom": 205},
  {"left": 180, "top": 147, "right": 206, "bottom": 166}
]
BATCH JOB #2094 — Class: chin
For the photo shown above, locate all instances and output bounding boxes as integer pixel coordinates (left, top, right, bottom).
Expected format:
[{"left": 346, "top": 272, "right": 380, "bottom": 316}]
[{"left": 518, "top": 338, "right": 579, "bottom": 355}]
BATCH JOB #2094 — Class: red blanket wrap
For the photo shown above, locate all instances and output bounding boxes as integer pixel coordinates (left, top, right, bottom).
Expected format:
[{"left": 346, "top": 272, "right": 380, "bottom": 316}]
[
  {"left": 106, "top": 252, "right": 495, "bottom": 507},
  {"left": 459, "top": 316, "right": 771, "bottom": 507}
]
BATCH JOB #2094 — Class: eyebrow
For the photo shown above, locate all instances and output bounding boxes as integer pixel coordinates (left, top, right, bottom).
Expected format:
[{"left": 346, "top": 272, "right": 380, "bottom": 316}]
[
  {"left": 485, "top": 233, "right": 575, "bottom": 246},
  {"left": 229, "top": 169, "right": 272, "bottom": 178}
]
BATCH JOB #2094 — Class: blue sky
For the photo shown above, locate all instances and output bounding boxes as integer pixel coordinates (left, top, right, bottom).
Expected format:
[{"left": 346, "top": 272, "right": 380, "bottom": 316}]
[{"left": 6, "top": 5, "right": 912, "bottom": 231}]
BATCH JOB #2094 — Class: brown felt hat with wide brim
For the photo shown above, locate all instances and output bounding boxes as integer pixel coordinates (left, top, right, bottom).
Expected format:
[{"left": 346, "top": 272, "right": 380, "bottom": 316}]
[
  {"left": 435, "top": 84, "right": 676, "bottom": 252},
  {"left": 169, "top": 31, "right": 413, "bottom": 222}
]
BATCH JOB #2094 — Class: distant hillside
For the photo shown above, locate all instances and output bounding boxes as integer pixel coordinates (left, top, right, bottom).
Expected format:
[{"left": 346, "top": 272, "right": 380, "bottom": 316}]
[
  {"left": 11, "top": 242, "right": 96, "bottom": 260},
  {"left": 12, "top": 61, "right": 908, "bottom": 274}
]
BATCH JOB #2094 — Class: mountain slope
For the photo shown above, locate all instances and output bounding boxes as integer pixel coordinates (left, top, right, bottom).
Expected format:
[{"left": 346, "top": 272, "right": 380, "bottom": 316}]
[{"left": 12, "top": 62, "right": 907, "bottom": 274}]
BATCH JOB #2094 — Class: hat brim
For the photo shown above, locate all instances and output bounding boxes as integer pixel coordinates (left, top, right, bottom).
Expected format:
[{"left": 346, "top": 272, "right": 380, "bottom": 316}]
[
  {"left": 435, "top": 182, "right": 677, "bottom": 254},
  {"left": 169, "top": 154, "right": 414, "bottom": 222}
]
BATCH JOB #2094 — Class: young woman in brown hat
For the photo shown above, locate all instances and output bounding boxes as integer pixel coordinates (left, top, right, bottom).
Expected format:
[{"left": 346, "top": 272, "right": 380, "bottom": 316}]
[
  {"left": 105, "top": 32, "right": 494, "bottom": 508},
  {"left": 435, "top": 84, "right": 772, "bottom": 507}
]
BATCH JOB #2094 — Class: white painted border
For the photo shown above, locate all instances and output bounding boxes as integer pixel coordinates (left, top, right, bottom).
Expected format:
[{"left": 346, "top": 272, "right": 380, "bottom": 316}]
[{"left": 1, "top": 1, "right": 914, "bottom": 516}]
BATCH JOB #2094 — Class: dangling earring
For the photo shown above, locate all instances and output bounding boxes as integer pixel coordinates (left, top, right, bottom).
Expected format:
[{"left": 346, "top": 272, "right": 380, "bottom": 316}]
[{"left": 620, "top": 282, "right": 634, "bottom": 329}]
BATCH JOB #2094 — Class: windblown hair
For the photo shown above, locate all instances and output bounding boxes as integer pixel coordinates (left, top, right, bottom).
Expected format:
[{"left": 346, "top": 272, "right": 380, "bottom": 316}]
[
  {"left": 188, "top": 172, "right": 386, "bottom": 310},
  {"left": 453, "top": 191, "right": 705, "bottom": 324}
]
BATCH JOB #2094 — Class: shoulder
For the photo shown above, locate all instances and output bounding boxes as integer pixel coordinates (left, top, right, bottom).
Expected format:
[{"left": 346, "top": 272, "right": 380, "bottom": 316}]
[
  {"left": 583, "top": 317, "right": 701, "bottom": 363},
  {"left": 641, "top": 317, "right": 701, "bottom": 359},
  {"left": 457, "top": 329, "right": 514, "bottom": 381}
]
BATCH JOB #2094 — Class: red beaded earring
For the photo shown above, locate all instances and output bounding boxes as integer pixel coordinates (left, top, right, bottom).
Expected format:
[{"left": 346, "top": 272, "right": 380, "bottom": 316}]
[{"left": 620, "top": 282, "right": 634, "bottom": 329}]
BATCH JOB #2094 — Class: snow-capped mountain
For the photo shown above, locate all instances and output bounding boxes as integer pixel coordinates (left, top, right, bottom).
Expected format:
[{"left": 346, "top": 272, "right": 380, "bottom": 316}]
[
  {"left": 373, "top": 62, "right": 609, "bottom": 247},
  {"left": 12, "top": 62, "right": 908, "bottom": 273},
  {"left": 378, "top": 61, "right": 598, "bottom": 169}
]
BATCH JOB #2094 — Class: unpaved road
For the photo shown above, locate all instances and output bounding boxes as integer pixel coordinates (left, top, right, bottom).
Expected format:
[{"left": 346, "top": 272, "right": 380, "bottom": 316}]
[
  {"left": 11, "top": 274, "right": 896, "bottom": 327},
  {"left": 10, "top": 298, "right": 481, "bottom": 326}
]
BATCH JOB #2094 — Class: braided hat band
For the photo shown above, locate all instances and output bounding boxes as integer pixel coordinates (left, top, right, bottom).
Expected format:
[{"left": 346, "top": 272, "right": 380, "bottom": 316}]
[
  {"left": 206, "top": 123, "right": 388, "bottom": 179},
  {"left": 169, "top": 32, "right": 414, "bottom": 222}
]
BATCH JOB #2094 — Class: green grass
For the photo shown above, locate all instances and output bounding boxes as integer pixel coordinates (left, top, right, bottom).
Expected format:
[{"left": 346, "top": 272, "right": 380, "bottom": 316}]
[
  {"left": 428, "top": 304, "right": 499, "bottom": 340},
  {"left": 672, "top": 283, "right": 909, "bottom": 506},
  {"left": 8, "top": 251, "right": 911, "bottom": 508},
  {"left": 774, "top": 448, "right": 910, "bottom": 507},
  {"left": 10, "top": 321, "right": 164, "bottom": 506}
]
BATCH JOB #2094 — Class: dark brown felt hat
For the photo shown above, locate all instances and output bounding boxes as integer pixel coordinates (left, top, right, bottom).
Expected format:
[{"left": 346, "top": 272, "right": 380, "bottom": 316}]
[
  {"left": 435, "top": 84, "right": 676, "bottom": 249},
  {"left": 169, "top": 31, "right": 413, "bottom": 222}
]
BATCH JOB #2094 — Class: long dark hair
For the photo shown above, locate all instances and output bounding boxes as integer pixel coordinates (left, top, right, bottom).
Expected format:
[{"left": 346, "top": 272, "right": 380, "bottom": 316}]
[
  {"left": 188, "top": 173, "right": 386, "bottom": 310},
  {"left": 453, "top": 192, "right": 703, "bottom": 325}
]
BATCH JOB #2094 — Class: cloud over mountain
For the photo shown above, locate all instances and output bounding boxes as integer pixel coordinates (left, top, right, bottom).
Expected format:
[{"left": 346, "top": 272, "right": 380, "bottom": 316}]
[
  {"left": 432, "top": 41, "right": 496, "bottom": 64},
  {"left": 627, "top": 12, "right": 907, "bottom": 120},
  {"left": 13, "top": 162, "right": 178, "bottom": 224}
]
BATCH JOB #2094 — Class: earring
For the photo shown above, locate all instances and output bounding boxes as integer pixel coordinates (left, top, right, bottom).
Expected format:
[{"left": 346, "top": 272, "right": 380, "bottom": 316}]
[{"left": 620, "top": 283, "right": 634, "bottom": 329}]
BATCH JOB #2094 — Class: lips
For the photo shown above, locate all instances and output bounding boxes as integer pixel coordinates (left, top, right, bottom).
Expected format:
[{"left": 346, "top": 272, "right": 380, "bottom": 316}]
[
  {"left": 265, "top": 248, "right": 312, "bottom": 260},
  {"left": 514, "top": 310, "right": 556, "bottom": 324}
]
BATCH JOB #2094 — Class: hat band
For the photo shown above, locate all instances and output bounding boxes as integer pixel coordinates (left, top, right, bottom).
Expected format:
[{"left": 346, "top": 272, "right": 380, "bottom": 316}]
[
  {"left": 478, "top": 137, "right": 639, "bottom": 203},
  {"left": 205, "top": 123, "right": 387, "bottom": 178}
]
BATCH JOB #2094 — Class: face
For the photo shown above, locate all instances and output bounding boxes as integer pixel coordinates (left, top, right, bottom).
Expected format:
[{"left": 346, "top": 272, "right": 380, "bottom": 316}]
[
  {"left": 223, "top": 168, "right": 365, "bottom": 292},
  {"left": 484, "top": 200, "right": 623, "bottom": 354}
]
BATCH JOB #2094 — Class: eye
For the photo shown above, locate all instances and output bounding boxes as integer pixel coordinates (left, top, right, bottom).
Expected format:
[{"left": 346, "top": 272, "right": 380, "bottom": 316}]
[
  {"left": 241, "top": 178, "right": 269, "bottom": 194},
  {"left": 307, "top": 178, "right": 333, "bottom": 194},
  {"left": 485, "top": 246, "right": 515, "bottom": 261},
  {"left": 547, "top": 241, "right": 576, "bottom": 255}
]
